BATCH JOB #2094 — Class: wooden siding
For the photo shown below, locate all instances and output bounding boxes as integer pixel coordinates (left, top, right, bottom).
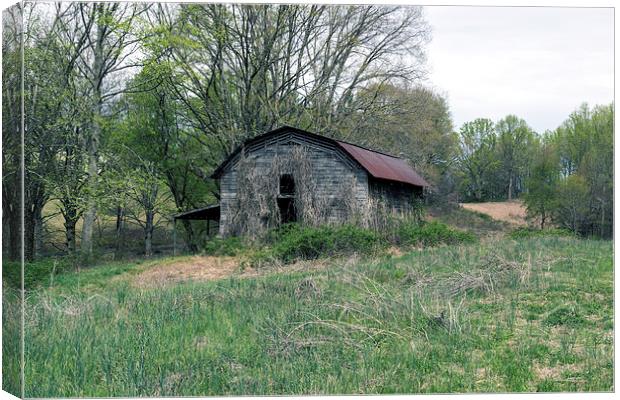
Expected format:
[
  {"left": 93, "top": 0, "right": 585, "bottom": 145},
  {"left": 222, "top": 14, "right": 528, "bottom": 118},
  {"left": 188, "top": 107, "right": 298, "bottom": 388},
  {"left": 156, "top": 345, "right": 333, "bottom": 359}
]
[{"left": 368, "top": 178, "right": 422, "bottom": 214}]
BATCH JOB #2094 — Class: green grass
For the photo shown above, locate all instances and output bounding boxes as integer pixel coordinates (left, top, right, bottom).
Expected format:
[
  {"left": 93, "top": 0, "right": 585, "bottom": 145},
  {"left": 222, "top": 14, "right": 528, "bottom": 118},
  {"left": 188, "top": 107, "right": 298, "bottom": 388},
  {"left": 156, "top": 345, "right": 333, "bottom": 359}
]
[
  {"left": 8, "top": 235, "right": 612, "bottom": 396},
  {"left": 509, "top": 227, "right": 575, "bottom": 239}
]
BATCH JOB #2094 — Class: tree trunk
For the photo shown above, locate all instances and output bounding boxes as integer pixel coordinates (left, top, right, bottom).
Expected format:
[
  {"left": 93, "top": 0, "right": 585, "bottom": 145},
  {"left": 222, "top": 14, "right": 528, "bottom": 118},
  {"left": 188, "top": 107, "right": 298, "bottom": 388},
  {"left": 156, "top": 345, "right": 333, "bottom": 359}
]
[
  {"left": 65, "top": 218, "right": 78, "bottom": 254},
  {"left": 144, "top": 210, "right": 154, "bottom": 257},
  {"left": 600, "top": 201, "right": 605, "bottom": 238},
  {"left": 34, "top": 208, "right": 43, "bottom": 258},
  {"left": 114, "top": 205, "right": 125, "bottom": 258},
  {"left": 80, "top": 125, "right": 99, "bottom": 257},
  {"left": 6, "top": 203, "right": 20, "bottom": 261},
  {"left": 507, "top": 174, "right": 513, "bottom": 201},
  {"left": 2, "top": 206, "right": 9, "bottom": 256},
  {"left": 81, "top": 5, "right": 105, "bottom": 258},
  {"left": 24, "top": 205, "right": 35, "bottom": 262},
  {"left": 63, "top": 202, "right": 79, "bottom": 254}
]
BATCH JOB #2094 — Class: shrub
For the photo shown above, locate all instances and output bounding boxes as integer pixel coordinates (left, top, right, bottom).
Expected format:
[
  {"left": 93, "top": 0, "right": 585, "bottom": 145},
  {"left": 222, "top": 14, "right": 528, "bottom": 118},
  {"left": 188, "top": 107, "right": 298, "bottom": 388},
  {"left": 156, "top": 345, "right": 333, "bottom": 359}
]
[
  {"left": 253, "top": 221, "right": 476, "bottom": 265},
  {"left": 396, "top": 221, "right": 477, "bottom": 247},
  {"left": 509, "top": 227, "right": 574, "bottom": 240},
  {"left": 261, "top": 223, "right": 384, "bottom": 264},
  {"left": 204, "top": 236, "right": 246, "bottom": 256}
]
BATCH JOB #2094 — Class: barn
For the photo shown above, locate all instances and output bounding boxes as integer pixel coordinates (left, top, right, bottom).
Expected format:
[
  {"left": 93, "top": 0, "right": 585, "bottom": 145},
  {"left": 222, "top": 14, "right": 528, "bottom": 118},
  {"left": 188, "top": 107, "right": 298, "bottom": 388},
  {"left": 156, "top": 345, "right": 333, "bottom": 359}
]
[{"left": 175, "top": 126, "right": 429, "bottom": 238}]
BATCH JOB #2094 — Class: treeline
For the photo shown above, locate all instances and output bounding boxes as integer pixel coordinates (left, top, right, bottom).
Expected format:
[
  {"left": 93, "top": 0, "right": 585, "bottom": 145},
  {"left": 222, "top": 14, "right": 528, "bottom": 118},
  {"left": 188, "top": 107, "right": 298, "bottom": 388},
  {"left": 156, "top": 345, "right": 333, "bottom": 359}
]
[
  {"left": 2, "top": 3, "right": 434, "bottom": 261},
  {"left": 2, "top": 3, "right": 612, "bottom": 264},
  {"left": 524, "top": 104, "right": 613, "bottom": 237},
  {"left": 452, "top": 104, "right": 613, "bottom": 238}
]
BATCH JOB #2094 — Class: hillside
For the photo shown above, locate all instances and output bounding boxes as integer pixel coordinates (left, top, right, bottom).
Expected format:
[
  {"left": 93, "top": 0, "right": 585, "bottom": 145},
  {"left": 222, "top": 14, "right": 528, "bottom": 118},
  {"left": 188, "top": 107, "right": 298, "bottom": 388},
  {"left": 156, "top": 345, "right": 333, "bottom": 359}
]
[{"left": 3, "top": 229, "right": 612, "bottom": 396}]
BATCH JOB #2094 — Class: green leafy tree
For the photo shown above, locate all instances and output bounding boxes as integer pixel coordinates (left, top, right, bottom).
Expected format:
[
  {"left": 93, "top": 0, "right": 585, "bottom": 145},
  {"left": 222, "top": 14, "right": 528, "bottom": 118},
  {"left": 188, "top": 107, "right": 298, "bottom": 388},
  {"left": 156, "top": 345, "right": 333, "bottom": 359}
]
[
  {"left": 523, "top": 140, "right": 559, "bottom": 229},
  {"left": 552, "top": 174, "right": 590, "bottom": 234},
  {"left": 495, "top": 115, "right": 536, "bottom": 200},
  {"left": 113, "top": 67, "right": 216, "bottom": 252},
  {"left": 456, "top": 118, "right": 500, "bottom": 202},
  {"left": 525, "top": 103, "right": 613, "bottom": 238}
]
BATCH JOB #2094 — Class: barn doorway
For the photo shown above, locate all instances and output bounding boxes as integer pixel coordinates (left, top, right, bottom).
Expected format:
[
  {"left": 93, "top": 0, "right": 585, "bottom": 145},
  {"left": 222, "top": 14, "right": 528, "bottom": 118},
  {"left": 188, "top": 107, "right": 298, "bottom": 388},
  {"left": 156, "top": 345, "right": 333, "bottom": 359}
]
[{"left": 278, "top": 174, "right": 297, "bottom": 223}]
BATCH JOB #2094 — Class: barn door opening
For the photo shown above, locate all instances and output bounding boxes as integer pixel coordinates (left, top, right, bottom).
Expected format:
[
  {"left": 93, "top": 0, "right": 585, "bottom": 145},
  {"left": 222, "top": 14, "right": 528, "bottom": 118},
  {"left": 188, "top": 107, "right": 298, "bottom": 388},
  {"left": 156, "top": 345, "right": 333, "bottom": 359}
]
[{"left": 278, "top": 174, "right": 297, "bottom": 223}]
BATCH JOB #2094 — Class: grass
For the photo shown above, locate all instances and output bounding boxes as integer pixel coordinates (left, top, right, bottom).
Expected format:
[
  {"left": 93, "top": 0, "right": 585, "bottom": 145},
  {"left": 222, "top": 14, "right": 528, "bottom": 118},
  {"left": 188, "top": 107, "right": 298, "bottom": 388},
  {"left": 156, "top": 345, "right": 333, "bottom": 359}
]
[
  {"left": 509, "top": 227, "right": 574, "bottom": 239},
  {"left": 5, "top": 235, "right": 613, "bottom": 396}
]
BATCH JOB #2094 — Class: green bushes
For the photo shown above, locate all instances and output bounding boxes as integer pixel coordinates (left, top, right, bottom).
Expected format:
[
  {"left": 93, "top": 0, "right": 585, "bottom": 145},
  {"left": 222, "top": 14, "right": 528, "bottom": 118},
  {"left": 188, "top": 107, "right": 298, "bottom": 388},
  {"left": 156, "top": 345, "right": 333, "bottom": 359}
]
[
  {"left": 509, "top": 227, "right": 574, "bottom": 240},
  {"left": 263, "top": 223, "right": 385, "bottom": 263},
  {"left": 247, "top": 221, "right": 477, "bottom": 265},
  {"left": 396, "top": 221, "right": 477, "bottom": 247}
]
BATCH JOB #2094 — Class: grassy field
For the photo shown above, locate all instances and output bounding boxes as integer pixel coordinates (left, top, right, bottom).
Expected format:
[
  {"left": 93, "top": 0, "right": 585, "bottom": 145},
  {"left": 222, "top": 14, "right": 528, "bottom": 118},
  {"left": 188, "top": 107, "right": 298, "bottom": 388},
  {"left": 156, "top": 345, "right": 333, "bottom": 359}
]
[{"left": 3, "top": 233, "right": 613, "bottom": 396}]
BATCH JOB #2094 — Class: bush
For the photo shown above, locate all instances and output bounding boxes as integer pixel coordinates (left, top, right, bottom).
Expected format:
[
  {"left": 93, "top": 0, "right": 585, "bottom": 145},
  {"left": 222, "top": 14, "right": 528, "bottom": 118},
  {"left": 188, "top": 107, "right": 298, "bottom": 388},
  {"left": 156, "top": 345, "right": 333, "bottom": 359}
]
[
  {"left": 2, "top": 258, "right": 69, "bottom": 289},
  {"left": 204, "top": 236, "right": 245, "bottom": 256},
  {"left": 252, "top": 221, "right": 476, "bottom": 265},
  {"left": 396, "top": 221, "right": 477, "bottom": 247},
  {"left": 509, "top": 227, "right": 574, "bottom": 240},
  {"left": 261, "top": 223, "right": 385, "bottom": 264}
]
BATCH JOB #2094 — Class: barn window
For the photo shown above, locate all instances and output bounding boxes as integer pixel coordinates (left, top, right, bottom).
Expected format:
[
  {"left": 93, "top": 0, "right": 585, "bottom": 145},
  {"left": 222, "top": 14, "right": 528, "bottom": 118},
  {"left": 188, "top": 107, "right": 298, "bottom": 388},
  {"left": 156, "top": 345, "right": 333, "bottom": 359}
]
[
  {"left": 279, "top": 174, "right": 295, "bottom": 197},
  {"left": 278, "top": 174, "right": 296, "bottom": 223}
]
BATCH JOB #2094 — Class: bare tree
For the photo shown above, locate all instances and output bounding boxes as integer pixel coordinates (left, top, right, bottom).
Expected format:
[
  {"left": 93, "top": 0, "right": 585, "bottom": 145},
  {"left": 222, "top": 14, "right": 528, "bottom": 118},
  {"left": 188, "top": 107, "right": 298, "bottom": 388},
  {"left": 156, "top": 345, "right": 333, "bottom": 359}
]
[
  {"left": 67, "top": 2, "right": 149, "bottom": 258},
  {"left": 152, "top": 4, "right": 430, "bottom": 167}
]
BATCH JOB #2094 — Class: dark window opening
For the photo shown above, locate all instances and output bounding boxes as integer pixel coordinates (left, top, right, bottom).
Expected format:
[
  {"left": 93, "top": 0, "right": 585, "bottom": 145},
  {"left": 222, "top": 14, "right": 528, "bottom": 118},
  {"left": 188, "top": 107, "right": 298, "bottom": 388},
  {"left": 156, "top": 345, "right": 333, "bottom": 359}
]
[{"left": 279, "top": 174, "right": 295, "bottom": 197}]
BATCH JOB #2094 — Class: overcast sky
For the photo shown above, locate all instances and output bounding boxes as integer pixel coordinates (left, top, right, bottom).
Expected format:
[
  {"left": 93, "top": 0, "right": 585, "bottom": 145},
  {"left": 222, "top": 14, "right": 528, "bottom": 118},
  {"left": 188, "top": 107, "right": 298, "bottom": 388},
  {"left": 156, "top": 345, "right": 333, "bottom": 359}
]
[{"left": 423, "top": 6, "right": 614, "bottom": 133}]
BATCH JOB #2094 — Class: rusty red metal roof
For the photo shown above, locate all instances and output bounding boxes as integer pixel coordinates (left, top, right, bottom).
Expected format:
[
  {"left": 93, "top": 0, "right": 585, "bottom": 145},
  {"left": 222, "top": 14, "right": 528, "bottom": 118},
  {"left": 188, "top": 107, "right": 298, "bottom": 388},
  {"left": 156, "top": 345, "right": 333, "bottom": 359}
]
[{"left": 336, "top": 141, "right": 429, "bottom": 187}]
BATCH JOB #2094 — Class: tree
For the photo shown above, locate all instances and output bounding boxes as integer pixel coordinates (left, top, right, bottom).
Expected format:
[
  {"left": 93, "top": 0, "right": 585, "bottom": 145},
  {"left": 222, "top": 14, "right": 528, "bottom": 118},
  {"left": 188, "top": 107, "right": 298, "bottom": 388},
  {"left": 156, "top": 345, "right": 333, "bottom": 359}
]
[
  {"left": 455, "top": 118, "right": 500, "bottom": 202},
  {"left": 3, "top": 3, "right": 77, "bottom": 261},
  {"left": 65, "top": 2, "right": 149, "bottom": 258},
  {"left": 523, "top": 140, "right": 559, "bottom": 229},
  {"left": 524, "top": 103, "right": 613, "bottom": 238},
  {"left": 343, "top": 83, "right": 456, "bottom": 187},
  {"left": 115, "top": 66, "right": 216, "bottom": 252},
  {"left": 107, "top": 148, "right": 171, "bottom": 258},
  {"left": 150, "top": 4, "right": 430, "bottom": 170},
  {"left": 495, "top": 115, "right": 536, "bottom": 200},
  {"left": 553, "top": 174, "right": 590, "bottom": 234},
  {"left": 2, "top": 5, "right": 23, "bottom": 261}
]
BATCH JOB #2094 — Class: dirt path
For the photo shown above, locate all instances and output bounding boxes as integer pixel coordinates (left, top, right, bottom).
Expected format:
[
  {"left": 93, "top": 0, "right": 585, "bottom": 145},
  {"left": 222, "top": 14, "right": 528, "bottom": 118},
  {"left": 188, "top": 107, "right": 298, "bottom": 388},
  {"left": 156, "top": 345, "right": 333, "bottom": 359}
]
[
  {"left": 461, "top": 201, "right": 527, "bottom": 226},
  {"left": 131, "top": 255, "right": 254, "bottom": 287},
  {"left": 131, "top": 255, "right": 333, "bottom": 288}
]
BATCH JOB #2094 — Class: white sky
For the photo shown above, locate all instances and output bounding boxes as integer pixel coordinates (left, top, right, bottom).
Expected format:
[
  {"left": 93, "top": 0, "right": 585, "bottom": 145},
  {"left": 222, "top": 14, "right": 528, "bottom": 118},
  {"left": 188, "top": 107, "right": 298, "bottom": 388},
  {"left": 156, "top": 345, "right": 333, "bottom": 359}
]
[{"left": 423, "top": 6, "right": 614, "bottom": 133}]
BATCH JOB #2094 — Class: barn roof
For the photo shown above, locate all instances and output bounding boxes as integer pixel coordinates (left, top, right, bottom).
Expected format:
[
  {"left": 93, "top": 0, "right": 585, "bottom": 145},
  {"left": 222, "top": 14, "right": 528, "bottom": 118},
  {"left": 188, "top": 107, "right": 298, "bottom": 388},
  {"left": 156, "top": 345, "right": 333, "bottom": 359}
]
[
  {"left": 336, "top": 141, "right": 429, "bottom": 187},
  {"left": 173, "top": 205, "right": 220, "bottom": 221},
  {"left": 211, "top": 126, "right": 429, "bottom": 187}
]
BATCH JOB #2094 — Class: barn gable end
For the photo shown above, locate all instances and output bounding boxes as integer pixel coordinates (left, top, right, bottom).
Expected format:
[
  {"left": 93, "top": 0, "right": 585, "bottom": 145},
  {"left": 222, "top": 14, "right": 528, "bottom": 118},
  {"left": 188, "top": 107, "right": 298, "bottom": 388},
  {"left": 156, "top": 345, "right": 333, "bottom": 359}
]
[{"left": 218, "top": 128, "right": 370, "bottom": 236}]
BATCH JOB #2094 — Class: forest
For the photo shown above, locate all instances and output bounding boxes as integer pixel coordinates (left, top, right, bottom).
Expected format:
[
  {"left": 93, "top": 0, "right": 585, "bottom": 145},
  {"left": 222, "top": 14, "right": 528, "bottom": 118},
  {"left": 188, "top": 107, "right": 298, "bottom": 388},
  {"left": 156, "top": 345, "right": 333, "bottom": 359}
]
[{"left": 2, "top": 2, "right": 614, "bottom": 264}]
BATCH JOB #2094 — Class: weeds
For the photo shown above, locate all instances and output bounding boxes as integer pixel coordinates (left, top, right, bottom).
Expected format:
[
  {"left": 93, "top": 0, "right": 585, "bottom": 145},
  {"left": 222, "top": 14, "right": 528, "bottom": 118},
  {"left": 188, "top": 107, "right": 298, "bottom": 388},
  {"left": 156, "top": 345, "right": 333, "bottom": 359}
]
[{"left": 7, "top": 236, "right": 612, "bottom": 396}]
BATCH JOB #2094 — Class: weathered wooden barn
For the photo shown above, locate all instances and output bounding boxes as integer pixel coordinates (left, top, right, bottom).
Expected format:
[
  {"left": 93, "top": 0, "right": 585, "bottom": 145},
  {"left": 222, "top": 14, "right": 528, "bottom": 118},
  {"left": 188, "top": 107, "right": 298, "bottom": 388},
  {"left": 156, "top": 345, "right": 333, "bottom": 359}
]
[{"left": 175, "top": 126, "right": 428, "bottom": 237}]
